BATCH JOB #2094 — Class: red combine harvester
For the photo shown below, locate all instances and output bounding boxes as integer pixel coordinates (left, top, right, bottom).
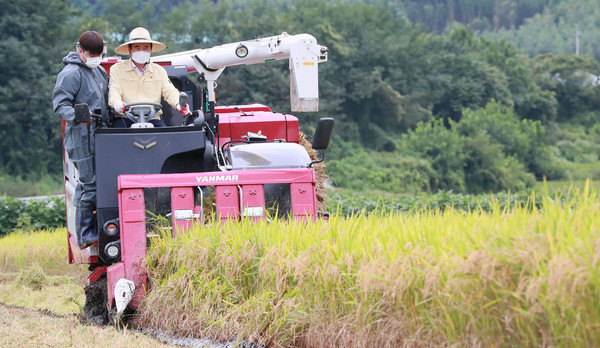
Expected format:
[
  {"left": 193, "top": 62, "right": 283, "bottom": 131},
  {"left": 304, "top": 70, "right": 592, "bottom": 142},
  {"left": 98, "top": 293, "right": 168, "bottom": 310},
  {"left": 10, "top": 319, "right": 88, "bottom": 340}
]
[{"left": 63, "top": 32, "right": 333, "bottom": 322}]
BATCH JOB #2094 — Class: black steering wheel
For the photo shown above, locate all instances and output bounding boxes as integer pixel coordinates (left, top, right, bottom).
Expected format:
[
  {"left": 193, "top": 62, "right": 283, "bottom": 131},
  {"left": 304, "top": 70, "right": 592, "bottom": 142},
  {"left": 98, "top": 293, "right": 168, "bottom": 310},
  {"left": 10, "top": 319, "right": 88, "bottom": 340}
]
[{"left": 123, "top": 102, "right": 162, "bottom": 124}]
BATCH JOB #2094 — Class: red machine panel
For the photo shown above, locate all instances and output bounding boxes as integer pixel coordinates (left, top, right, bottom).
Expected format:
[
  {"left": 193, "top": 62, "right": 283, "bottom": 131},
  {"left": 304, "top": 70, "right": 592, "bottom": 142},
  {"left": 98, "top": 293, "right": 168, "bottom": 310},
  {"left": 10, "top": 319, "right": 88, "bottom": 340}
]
[{"left": 216, "top": 106, "right": 300, "bottom": 144}]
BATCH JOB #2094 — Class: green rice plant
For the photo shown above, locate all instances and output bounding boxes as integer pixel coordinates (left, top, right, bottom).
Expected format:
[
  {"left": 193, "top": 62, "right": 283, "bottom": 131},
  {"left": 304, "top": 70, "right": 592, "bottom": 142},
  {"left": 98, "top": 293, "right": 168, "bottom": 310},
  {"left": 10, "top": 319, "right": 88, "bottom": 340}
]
[{"left": 135, "top": 182, "right": 600, "bottom": 347}]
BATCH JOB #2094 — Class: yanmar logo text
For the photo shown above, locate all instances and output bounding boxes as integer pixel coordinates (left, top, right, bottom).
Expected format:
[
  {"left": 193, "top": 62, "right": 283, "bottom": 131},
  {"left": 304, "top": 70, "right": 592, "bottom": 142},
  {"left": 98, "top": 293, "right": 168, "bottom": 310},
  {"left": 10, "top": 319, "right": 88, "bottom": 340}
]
[{"left": 195, "top": 175, "right": 239, "bottom": 183}]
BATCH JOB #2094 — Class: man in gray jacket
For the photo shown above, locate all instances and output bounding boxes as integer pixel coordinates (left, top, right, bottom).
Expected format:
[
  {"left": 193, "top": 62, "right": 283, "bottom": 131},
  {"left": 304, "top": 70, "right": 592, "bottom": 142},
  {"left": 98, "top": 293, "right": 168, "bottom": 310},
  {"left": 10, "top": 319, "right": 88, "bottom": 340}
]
[{"left": 53, "top": 31, "right": 108, "bottom": 249}]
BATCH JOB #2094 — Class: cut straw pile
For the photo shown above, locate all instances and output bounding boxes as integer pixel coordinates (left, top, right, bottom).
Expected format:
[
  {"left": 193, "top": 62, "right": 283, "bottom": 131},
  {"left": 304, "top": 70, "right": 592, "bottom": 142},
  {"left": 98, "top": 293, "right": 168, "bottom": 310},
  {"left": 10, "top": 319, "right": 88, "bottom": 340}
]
[
  {"left": 299, "top": 132, "right": 327, "bottom": 212},
  {"left": 134, "top": 184, "right": 600, "bottom": 347}
]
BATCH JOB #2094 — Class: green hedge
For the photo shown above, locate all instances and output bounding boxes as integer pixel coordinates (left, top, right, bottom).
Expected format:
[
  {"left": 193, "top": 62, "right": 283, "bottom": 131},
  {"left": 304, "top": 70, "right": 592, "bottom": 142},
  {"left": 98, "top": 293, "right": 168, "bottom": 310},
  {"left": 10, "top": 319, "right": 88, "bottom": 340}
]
[{"left": 0, "top": 196, "right": 66, "bottom": 236}]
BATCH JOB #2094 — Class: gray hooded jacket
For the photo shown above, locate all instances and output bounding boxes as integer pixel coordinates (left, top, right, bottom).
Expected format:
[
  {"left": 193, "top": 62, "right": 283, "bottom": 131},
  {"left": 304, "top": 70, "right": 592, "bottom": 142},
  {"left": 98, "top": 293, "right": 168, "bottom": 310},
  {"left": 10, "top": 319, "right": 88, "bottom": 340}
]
[{"left": 53, "top": 52, "right": 109, "bottom": 155}]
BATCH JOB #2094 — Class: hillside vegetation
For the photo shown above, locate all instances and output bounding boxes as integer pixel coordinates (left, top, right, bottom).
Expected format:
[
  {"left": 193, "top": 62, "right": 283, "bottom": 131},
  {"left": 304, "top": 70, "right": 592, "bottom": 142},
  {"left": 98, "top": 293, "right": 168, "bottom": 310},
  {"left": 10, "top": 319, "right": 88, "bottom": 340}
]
[{"left": 1, "top": 0, "right": 599, "bottom": 195}]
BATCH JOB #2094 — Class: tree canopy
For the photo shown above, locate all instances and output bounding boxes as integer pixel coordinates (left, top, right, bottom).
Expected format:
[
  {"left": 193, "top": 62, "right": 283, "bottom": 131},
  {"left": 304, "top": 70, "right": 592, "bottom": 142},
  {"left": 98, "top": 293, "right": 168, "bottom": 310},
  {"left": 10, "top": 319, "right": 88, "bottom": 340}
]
[{"left": 1, "top": 0, "right": 599, "bottom": 193}]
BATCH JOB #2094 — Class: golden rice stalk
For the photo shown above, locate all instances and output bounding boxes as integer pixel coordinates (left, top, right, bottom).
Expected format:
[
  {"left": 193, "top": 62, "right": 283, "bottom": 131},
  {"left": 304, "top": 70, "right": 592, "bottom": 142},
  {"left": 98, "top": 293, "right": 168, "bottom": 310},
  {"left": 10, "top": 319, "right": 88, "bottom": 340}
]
[{"left": 299, "top": 132, "right": 328, "bottom": 212}]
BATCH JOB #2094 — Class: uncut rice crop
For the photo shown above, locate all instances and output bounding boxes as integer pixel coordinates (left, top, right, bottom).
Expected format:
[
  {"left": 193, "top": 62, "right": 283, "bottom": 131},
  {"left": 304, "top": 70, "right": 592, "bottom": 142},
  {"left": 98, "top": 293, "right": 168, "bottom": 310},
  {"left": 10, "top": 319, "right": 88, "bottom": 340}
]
[
  {"left": 0, "top": 228, "right": 85, "bottom": 279},
  {"left": 135, "top": 184, "right": 600, "bottom": 347}
]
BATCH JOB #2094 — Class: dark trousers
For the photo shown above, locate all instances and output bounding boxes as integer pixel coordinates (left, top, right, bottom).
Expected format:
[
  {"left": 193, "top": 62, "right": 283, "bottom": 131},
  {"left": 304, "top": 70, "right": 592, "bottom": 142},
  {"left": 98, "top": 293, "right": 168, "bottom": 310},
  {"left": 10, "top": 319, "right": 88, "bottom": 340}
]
[
  {"left": 66, "top": 128, "right": 96, "bottom": 208},
  {"left": 112, "top": 117, "right": 167, "bottom": 128}
]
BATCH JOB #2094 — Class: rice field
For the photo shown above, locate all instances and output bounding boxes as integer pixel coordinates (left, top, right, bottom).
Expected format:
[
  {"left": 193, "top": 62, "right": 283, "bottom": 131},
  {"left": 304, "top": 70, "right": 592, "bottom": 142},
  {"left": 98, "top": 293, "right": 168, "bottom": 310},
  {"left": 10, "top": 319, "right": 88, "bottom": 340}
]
[
  {"left": 134, "top": 183, "right": 600, "bottom": 347},
  {"left": 0, "top": 228, "right": 86, "bottom": 280},
  {"left": 1, "top": 184, "right": 598, "bottom": 347}
]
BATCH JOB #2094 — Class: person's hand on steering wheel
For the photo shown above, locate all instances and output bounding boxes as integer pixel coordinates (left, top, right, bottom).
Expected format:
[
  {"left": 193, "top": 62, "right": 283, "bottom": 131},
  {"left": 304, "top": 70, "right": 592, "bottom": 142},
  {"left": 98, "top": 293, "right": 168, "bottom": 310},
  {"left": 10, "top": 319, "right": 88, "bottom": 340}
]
[{"left": 114, "top": 101, "right": 126, "bottom": 113}]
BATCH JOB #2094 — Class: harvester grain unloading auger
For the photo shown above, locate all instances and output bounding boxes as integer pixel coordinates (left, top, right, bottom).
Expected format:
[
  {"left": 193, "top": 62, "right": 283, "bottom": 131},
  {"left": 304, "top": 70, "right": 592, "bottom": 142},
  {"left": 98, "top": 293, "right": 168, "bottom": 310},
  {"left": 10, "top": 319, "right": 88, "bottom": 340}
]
[
  {"left": 63, "top": 32, "right": 333, "bottom": 323},
  {"left": 151, "top": 32, "right": 328, "bottom": 113}
]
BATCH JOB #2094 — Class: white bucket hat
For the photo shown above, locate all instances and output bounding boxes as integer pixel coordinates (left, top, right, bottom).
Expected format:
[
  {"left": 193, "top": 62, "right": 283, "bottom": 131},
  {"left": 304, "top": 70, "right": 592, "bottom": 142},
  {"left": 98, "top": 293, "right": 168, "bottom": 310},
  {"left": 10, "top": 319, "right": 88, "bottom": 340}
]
[{"left": 115, "top": 27, "right": 166, "bottom": 55}]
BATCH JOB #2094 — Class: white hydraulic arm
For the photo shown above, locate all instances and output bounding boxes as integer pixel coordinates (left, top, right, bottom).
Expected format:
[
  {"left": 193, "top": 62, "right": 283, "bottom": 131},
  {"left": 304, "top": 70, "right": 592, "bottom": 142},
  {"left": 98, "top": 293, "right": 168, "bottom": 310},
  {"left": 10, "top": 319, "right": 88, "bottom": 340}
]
[{"left": 151, "top": 32, "right": 328, "bottom": 112}]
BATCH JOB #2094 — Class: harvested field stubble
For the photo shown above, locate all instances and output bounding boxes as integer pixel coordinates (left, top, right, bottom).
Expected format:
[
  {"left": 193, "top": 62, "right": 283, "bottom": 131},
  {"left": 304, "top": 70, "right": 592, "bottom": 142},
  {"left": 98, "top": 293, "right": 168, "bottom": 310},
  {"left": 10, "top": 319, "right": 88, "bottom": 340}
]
[{"left": 136, "top": 185, "right": 600, "bottom": 347}]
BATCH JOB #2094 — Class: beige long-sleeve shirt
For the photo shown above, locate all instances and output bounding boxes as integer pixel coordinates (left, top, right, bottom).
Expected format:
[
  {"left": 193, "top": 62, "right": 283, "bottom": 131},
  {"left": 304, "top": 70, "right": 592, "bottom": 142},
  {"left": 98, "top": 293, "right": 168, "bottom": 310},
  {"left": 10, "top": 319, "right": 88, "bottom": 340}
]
[{"left": 108, "top": 59, "right": 179, "bottom": 120}]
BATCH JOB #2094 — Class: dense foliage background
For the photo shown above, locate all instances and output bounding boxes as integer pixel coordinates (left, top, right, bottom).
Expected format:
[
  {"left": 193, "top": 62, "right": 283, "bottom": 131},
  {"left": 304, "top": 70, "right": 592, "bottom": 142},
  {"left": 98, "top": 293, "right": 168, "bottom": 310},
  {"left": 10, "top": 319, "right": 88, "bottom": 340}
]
[
  {"left": 0, "top": 197, "right": 66, "bottom": 236},
  {"left": 1, "top": 0, "right": 599, "bottom": 195}
]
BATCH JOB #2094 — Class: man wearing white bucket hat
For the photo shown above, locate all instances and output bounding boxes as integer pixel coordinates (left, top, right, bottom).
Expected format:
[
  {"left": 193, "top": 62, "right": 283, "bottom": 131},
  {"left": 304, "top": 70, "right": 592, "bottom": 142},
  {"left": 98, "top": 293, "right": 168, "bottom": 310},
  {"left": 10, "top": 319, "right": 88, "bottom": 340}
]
[{"left": 108, "top": 27, "right": 191, "bottom": 127}]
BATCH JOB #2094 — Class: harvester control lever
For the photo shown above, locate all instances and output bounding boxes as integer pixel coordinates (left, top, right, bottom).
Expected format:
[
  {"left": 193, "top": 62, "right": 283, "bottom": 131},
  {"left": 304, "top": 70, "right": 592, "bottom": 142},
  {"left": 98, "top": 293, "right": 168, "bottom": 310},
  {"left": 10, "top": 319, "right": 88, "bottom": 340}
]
[
  {"left": 179, "top": 92, "right": 190, "bottom": 125},
  {"left": 179, "top": 92, "right": 188, "bottom": 108}
]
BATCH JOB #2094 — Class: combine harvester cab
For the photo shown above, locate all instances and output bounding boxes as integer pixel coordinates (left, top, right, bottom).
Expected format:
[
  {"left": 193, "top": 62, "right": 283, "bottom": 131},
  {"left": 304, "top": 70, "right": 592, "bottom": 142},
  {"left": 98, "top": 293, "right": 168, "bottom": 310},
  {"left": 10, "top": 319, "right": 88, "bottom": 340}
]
[{"left": 63, "top": 32, "right": 333, "bottom": 321}]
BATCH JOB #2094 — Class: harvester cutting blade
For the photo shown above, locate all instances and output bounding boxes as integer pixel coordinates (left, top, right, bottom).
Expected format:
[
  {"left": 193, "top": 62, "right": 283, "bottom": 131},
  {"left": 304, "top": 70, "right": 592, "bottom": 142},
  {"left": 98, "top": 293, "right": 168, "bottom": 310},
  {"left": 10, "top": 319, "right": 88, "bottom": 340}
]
[{"left": 114, "top": 278, "right": 135, "bottom": 316}]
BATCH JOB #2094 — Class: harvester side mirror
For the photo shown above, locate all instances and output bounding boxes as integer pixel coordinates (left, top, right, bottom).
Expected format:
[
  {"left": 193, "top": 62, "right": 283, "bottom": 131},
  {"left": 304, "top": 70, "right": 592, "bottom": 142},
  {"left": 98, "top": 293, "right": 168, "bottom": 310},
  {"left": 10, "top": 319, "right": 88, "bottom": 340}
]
[
  {"left": 309, "top": 117, "right": 334, "bottom": 168},
  {"left": 312, "top": 117, "right": 334, "bottom": 150},
  {"left": 74, "top": 103, "right": 91, "bottom": 124}
]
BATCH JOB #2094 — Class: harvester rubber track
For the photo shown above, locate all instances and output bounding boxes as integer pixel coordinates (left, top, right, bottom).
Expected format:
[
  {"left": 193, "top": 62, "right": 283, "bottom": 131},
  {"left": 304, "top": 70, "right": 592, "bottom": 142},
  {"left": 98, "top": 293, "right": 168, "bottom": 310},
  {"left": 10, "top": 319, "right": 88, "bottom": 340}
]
[{"left": 83, "top": 276, "right": 108, "bottom": 325}]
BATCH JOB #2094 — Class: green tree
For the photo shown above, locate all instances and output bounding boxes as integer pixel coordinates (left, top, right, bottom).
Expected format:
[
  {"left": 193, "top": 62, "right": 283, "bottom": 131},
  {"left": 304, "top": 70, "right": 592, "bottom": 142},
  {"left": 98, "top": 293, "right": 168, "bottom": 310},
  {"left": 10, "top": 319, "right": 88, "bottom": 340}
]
[
  {"left": 327, "top": 149, "right": 436, "bottom": 192},
  {"left": 491, "top": 0, "right": 600, "bottom": 60},
  {"left": 396, "top": 101, "right": 548, "bottom": 193},
  {"left": 461, "top": 134, "right": 534, "bottom": 193},
  {"left": 423, "top": 26, "right": 512, "bottom": 122},
  {"left": 401, "top": 119, "right": 467, "bottom": 192},
  {"left": 401, "top": 0, "right": 548, "bottom": 33},
  {"left": 456, "top": 101, "right": 560, "bottom": 180},
  {"left": 474, "top": 35, "right": 557, "bottom": 122},
  {"left": 0, "top": 0, "right": 74, "bottom": 177},
  {"left": 532, "top": 54, "right": 600, "bottom": 123}
]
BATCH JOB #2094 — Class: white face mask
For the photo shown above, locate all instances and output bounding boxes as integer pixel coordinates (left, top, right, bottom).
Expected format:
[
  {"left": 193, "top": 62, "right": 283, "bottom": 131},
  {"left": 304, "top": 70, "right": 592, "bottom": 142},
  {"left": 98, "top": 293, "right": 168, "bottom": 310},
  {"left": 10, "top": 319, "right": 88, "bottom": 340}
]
[
  {"left": 132, "top": 51, "right": 151, "bottom": 64},
  {"left": 85, "top": 56, "right": 102, "bottom": 69}
]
